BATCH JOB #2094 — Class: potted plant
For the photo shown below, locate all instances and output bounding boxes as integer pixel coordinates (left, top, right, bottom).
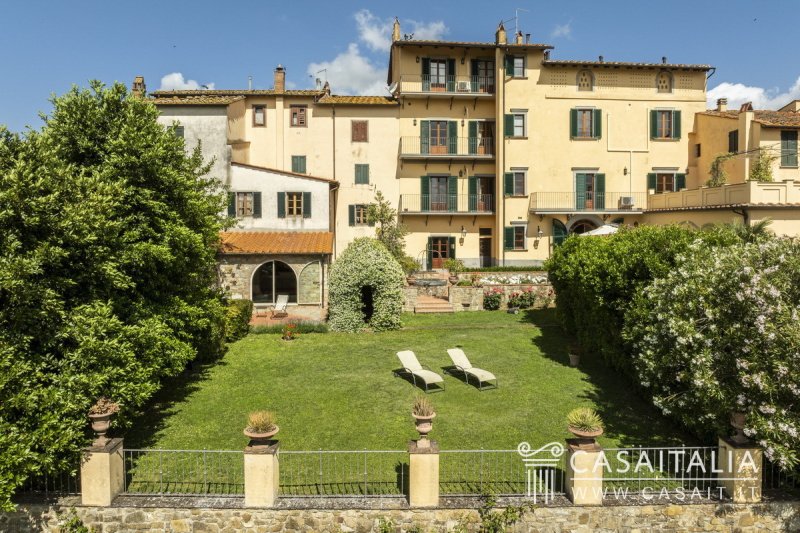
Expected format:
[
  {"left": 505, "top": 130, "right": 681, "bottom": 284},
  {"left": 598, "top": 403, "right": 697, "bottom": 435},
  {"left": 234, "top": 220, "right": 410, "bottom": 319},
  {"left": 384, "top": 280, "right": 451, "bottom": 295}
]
[
  {"left": 568, "top": 342, "right": 582, "bottom": 367},
  {"left": 730, "top": 411, "right": 748, "bottom": 444},
  {"left": 88, "top": 397, "right": 120, "bottom": 447},
  {"left": 243, "top": 410, "right": 279, "bottom": 445},
  {"left": 412, "top": 396, "right": 436, "bottom": 446},
  {"left": 400, "top": 256, "right": 418, "bottom": 285},
  {"left": 567, "top": 407, "right": 604, "bottom": 446},
  {"left": 443, "top": 258, "right": 465, "bottom": 284}
]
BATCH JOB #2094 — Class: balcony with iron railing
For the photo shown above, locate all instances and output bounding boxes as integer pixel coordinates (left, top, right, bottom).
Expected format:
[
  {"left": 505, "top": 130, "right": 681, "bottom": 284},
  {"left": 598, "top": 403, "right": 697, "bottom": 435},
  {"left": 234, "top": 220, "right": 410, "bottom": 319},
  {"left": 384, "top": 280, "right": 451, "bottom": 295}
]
[
  {"left": 400, "top": 137, "right": 494, "bottom": 159},
  {"left": 529, "top": 192, "right": 647, "bottom": 213},
  {"left": 400, "top": 194, "right": 494, "bottom": 215},
  {"left": 398, "top": 75, "right": 495, "bottom": 96}
]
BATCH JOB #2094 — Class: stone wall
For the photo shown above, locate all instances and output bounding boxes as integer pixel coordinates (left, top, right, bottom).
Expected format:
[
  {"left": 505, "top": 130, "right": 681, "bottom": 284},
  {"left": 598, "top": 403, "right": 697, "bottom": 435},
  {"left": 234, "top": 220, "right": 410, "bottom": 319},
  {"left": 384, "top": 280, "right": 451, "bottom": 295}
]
[
  {"left": 4, "top": 499, "right": 799, "bottom": 532},
  {"left": 218, "top": 254, "right": 327, "bottom": 305}
]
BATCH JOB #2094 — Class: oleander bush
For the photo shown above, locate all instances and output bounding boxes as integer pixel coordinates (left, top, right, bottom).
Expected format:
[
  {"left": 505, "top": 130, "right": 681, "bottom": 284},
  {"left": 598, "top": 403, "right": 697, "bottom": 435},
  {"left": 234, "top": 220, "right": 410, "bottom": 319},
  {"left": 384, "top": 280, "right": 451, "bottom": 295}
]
[{"left": 328, "top": 238, "right": 404, "bottom": 332}]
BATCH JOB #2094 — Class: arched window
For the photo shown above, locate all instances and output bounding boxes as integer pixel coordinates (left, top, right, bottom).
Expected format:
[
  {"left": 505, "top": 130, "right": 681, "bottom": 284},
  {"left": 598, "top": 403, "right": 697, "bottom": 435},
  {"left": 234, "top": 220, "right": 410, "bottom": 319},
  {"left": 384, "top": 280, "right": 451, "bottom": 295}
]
[
  {"left": 577, "top": 70, "right": 594, "bottom": 91},
  {"left": 569, "top": 220, "right": 598, "bottom": 235},
  {"left": 657, "top": 71, "right": 673, "bottom": 93},
  {"left": 252, "top": 261, "right": 297, "bottom": 304}
]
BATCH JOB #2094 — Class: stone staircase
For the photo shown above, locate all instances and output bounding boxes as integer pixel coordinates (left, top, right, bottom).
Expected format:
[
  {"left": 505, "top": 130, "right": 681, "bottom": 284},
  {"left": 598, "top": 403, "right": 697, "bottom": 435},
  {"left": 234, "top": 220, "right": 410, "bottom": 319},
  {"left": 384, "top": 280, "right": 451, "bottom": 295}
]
[{"left": 414, "top": 294, "right": 454, "bottom": 314}]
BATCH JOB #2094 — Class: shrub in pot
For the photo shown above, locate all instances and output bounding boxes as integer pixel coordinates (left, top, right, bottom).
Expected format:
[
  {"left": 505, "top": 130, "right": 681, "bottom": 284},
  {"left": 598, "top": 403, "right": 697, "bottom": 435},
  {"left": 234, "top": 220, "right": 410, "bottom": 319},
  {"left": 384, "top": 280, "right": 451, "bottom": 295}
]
[
  {"left": 244, "top": 410, "right": 279, "bottom": 444},
  {"left": 443, "top": 258, "right": 465, "bottom": 284},
  {"left": 411, "top": 396, "right": 436, "bottom": 446},
  {"left": 566, "top": 407, "right": 604, "bottom": 442}
]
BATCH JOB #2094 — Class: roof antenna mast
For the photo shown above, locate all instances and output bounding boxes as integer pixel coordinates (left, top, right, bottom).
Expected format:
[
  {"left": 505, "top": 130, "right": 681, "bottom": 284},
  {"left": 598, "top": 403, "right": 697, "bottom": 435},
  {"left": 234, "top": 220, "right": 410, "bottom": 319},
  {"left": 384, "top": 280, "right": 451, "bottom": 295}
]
[{"left": 514, "top": 7, "right": 529, "bottom": 35}]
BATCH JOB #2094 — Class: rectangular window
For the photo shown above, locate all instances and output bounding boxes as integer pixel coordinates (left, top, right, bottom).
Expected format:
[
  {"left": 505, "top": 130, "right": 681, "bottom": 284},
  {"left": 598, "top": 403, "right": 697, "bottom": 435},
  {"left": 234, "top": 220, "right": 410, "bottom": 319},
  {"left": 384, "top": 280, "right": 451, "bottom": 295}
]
[
  {"left": 354, "top": 164, "right": 370, "bottom": 184},
  {"left": 652, "top": 109, "right": 681, "bottom": 140},
  {"left": 253, "top": 105, "right": 266, "bottom": 127},
  {"left": 291, "top": 155, "right": 306, "bottom": 174},
  {"left": 657, "top": 110, "right": 673, "bottom": 138},
  {"left": 430, "top": 59, "right": 448, "bottom": 90},
  {"left": 504, "top": 226, "right": 527, "bottom": 250},
  {"left": 236, "top": 192, "right": 254, "bottom": 216},
  {"left": 290, "top": 105, "right": 307, "bottom": 127},
  {"left": 513, "top": 114, "right": 525, "bottom": 137},
  {"left": 351, "top": 120, "right": 368, "bottom": 142},
  {"left": 656, "top": 173, "right": 675, "bottom": 193},
  {"left": 577, "top": 109, "right": 594, "bottom": 138},
  {"left": 349, "top": 204, "right": 369, "bottom": 226},
  {"left": 286, "top": 192, "right": 303, "bottom": 217},
  {"left": 507, "top": 55, "right": 525, "bottom": 77},
  {"left": 695, "top": 144, "right": 701, "bottom": 157},
  {"left": 781, "top": 130, "right": 798, "bottom": 167},
  {"left": 570, "top": 108, "right": 601, "bottom": 139},
  {"left": 429, "top": 175, "right": 449, "bottom": 211},
  {"left": 175, "top": 126, "right": 184, "bottom": 138},
  {"left": 728, "top": 130, "right": 739, "bottom": 153},
  {"left": 504, "top": 113, "right": 526, "bottom": 137},
  {"left": 513, "top": 226, "right": 526, "bottom": 250},
  {"left": 473, "top": 59, "right": 495, "bottom": 93},
  {"left": 504, "top": 170, "right": 526, "bottom": 196}
]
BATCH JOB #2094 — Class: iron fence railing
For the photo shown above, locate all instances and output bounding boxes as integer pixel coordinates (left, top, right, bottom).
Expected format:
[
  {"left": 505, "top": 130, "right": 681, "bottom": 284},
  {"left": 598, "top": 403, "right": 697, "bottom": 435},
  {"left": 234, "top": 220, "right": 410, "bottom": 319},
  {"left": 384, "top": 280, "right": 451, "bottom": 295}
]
[
  {"left": 601, "top": 446, "right": 718, "bottom": 495},
  {"left": 400, "top": 136, "right": 494, "bottom": 157},
  {"left": 400, "top": 75, "right": 496, "bottom": 95},
  {"left": 439, "top": 449, "right": 560, "bottom": 496},
  {"left": 762, "top": 458, "right": 800, "bottom": 499},
  {"left": 123, "top": 449, "right": 244, "bottom": 496},
  {"left": 529, "top": 191, "right": 647, "bottom": 212},
  {"left": 400, "top": 194, "right": 494, "bottom": 214},
  {"left": 279, "top": 449, "right": 407, "bottom": 497},
  {"left": 19, "top": 467, "right": 81, "bottom": 497}
]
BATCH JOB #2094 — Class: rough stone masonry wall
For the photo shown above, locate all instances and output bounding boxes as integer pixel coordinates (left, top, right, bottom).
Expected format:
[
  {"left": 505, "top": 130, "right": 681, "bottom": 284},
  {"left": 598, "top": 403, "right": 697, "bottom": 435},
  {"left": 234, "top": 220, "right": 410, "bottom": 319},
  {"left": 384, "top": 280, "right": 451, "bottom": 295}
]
[{"left": 4, "top": 500, "right": 799, "bottom": 532}]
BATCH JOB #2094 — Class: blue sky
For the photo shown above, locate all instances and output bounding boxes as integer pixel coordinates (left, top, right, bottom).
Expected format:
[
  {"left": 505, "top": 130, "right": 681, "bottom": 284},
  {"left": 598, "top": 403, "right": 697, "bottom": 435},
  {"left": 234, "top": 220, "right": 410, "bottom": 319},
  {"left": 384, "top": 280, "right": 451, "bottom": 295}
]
[{"left": 1, "top": 0, "right": 798, "bottom": 132}]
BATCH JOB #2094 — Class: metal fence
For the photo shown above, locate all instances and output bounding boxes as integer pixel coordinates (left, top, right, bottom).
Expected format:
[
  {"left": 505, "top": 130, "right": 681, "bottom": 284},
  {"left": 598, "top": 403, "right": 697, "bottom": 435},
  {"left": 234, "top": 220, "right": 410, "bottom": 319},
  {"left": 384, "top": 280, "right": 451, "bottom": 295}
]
[
  {"left": 279, "top": 450, "right": 407, "bottom": 497},
  {"left": 529, "top": 191, "right": 648, "bottom": 212},
  {"left": 601, "top": 446, "right": 718, "bottom": 495},
  {"left": 439, "top": 449, "right": 561, "bottom": 496},
  {"left": 123, "top": 449, "right": 244, "bottom": 496},
  {"left": 763, "top": 458, "right": 800, "bottom": 498},
  {"left": 19, "top": 467, "right": 81, "bottom": 497}
]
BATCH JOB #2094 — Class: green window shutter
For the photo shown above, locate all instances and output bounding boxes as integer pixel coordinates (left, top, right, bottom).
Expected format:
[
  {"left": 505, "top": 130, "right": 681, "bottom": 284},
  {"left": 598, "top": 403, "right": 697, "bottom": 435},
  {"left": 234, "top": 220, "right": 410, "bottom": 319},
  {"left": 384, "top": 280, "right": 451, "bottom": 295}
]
[
  {"left": 503, "top": 227, "right": 514, "bottom": 250},
  {"left": 504, "top": 172, "right": 514, "bottom": 196},
  {"left": 672, "top": 110, "right": 681, "bottom": 139},
  {"left": 468, "top": 176, "right": 477, "bottom": 211},
  {"left": 504, "top": 114, "right": 514, "bottom": 137},
  {"left": 292, "top": 155, "right": 306, "bottom": 174},
  {"left": 447, "top": 176, "right": 458, "bottom": 211},
  {"left": 650, "top": 110, "right": 658, "bottom": 139},
  {"left": 447, "top": 121, "right": 458, "bottom": 154},
  {"left": 355, "top": 164, "right": 369, "bottom": 184},
  {"left": 302, "top": 192, "right": 311, "bottom": 218},
  {"left": 420, "top": 120, "right": 430, "bottom": 154},
  {"left": 647, "top": 173, "right": 657, "bottom": 191},
  {"left": 420, "top": 176, "right": 430, "bottom": 211},
  {"left": 277, "top": 192, "right": 286, "bottom": 218},
  {"left": 593, "top": 109, "right": 602, "bottom": 139},
  {"left": 575, "top": 173, "right": 587, "bottom": 209},
  {"left": 553, "top": 219, "right": 567, "bottom": 247},
  {"left": 569, "top": 109, "right": 578, "bottom": 139},
  {"left": 468, "top": 120, "right": 478, "bottom": 154},
  {"left": 675, "top": 173, "right": 686, "bottom": 191},
  {"left": 448, "top": 236, "right": 456, "bottom": 259},
  {"left": 348, "top": 205, "right": 355, "bottom": 226},
  {"left": 426, "top": 237, "right": 433, "bottom": 270},
  {"left": 504, "top": 54, "right": 513, "bottom": 73},
  {"left": 253, "top": 192, "right": 262, "bottom": 218},
  {"left": 782, "top": 130, "right": 798, "bottom": 167},
  {"left": 421, "top": 58, "right": 431, "bottom": 91},
  {"left": 470, "top": 59, "right": 479, "bottom": 91},
  {"left": 594, "top": 174, "right": 605, "bottom": 209},
  {"left": 446, "top": 59, "right": 456, "bottom": 91},
  {"left": 227, "top": 192, "right": 236, "bottom": 217}
]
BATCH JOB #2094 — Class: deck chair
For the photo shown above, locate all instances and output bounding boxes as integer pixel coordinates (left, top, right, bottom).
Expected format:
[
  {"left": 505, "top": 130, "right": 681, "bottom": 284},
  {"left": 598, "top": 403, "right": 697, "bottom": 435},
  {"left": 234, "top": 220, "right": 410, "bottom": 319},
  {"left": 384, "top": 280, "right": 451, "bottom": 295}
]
[
  {"left": 271, "top": 294, "right": 289, "bottom": 318},
  {"left": 446, "top": 348, "right": 498, "bottom": 390},
  {"left": 395, "top": 351, "right": 445, "bottom": 393}
]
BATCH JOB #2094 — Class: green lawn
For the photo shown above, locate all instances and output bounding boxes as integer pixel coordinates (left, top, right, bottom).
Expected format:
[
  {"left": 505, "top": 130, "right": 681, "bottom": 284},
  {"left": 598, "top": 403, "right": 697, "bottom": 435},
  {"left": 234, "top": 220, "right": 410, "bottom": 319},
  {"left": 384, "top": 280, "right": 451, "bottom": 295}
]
[{"left": 125, "top": 309, "right": 694, "bottom": 452}]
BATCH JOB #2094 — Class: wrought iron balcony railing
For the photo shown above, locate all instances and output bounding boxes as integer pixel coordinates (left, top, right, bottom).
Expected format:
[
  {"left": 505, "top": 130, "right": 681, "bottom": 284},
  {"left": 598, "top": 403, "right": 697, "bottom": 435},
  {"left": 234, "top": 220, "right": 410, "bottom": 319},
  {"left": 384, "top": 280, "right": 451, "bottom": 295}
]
[
  {"left": 399, "top": 75, "right": 495, "bottom": 95},
  {"left": 529, "top": 192, "right": 647, "bottom": 212},
  {"left": 400, "top": 194, "right": 494, "bottom": 214},
  {"left": 400, "top": 137, "right": 494, "bottom": 158}
]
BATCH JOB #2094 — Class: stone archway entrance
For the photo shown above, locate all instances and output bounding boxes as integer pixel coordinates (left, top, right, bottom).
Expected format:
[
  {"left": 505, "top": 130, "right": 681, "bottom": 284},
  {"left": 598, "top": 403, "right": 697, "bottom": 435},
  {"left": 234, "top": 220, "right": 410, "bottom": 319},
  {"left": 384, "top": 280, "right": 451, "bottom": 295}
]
[{"left": 252, "top": 260, "right": 297, "bottom": 304}]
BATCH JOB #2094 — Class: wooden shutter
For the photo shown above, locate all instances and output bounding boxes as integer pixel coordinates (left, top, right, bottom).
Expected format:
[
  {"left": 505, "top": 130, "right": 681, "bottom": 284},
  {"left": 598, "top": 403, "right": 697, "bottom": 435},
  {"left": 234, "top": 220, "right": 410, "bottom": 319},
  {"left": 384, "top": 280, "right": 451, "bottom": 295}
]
[
  {"left": 504, "top": 172, "right": 514, "bottom": 196},
  {"left": 575, "top": 173, "right": 587, "bottom": 209},
  {"left": 675, "top": 173, "right": 686, "bottom": 191},
  {"left": 227, "top": 192, "right": 236, "bottom": 217},
  {"left": 426, "top": 237, "right": 433, "bottom": 270},
  {"left": 782, "top": 130, "right": 798, "bottom": 167},
  {"left": 448, "top": 236, "right": 456, "bottom": 259},
  {"left": 504, "top": 114, "right": 514, "bottom": 137},
  {"left": 468, "top": 176, "right": 477, "bottom": 211},
  {"left": 446, "top": 59, "right": 456, "bottom": 91},
  {"left": 650, "top": 110, "right": 658, "bottom": 139},
  {"left": 570, "top": 109, "right": 578, "bottom": 139},
  {"left": 351, "top": 121, "right": 368, "bottom": 142},
  {"left": 277, "top": 192, "right": 286, "bottom": 218},
  {"left": 447, "top": 121, "right": 458, "bottom": 154},
  {"left": 553, "top": 219, "right": 567, "bottom": 247},
  {"left": 302, "top": 192, "right": 311, "bottom": 218},
  {"left": 355, "top": 164, "right": 369, "bottom": 184},
  {"left": 470, "top": 59, "right": 478, "bottom": 91},
  {"left": 348, "top": 205, "right": 355, "bottom": 226},
  {"left": 253, "top": 192, "right": 262, "bottom": 218},
  {"left": 672, "top": 110, "right": 681, "bottom": 139},
  {"left": 593, "top": 109, "right": 602, "bottom": 139},
  {"left": 504, "top": 54, "right": 514, "bottom": 73},
  {"left": 421, "top": 58, "right": 431, "bottom": 91},
  {"left": 447, "top": 176, "right": 458, "bottom": 212},
  {"left": 594, "top": 174, "right": 605, "bottom": 209},
  {"left": 420, "top": 120, "right": 430, "bottom": 154},
  {"left": 503, "top": 227, "right": 514, "bottom": 250},
  {"left": 647, "top": 173, "right": 657, "bottom": 191},
  {"left": 468, "top": 120, "right": 478, "bottom": 154},
  {"left": 420, "top": 176, "right": 430, "bottom": 211}
]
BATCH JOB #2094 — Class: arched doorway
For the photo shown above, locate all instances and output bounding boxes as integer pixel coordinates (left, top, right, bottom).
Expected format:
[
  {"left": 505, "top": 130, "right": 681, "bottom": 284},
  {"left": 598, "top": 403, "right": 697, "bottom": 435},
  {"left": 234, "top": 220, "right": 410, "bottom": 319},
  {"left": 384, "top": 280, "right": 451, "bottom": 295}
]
[
  {"left": 569, "top": 219, "right": 599, "bottom": 235},
  {"left": 252, "top": 261, "right": 297, "bottom": 304}
]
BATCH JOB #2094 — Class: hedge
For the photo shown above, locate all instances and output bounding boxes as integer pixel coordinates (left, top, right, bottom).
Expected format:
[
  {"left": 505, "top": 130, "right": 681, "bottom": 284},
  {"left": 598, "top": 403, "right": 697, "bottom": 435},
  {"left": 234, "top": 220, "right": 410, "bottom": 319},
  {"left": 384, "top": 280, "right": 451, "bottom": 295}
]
[{"left": 224, "top": 300, "right": 253, "bottom": 342}]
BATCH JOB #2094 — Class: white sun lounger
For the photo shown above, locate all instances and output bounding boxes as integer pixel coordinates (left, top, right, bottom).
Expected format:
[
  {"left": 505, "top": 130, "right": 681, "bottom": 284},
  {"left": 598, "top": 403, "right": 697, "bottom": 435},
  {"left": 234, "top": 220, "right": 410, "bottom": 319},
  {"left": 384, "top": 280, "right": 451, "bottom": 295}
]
[
  {"left": 446, "top": 348, "right": 498, "bottom": 390},
  {"left": 272, "top": 294, "right": 289, "bottom": 318},
  {"left": 396, "top": 350, "right": 445, "bottom": 393}
]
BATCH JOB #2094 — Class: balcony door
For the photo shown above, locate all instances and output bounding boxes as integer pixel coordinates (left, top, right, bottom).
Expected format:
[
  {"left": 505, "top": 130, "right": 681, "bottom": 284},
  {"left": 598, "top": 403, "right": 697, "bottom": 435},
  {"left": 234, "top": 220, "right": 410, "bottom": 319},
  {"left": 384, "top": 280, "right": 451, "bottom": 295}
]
[
  {"left": 468, "top": 175, "right": 494, "bottom": 212},
  {"left": 421, "top": 120, "right": 457, "bottom": 155},
  {"left": 422, "top": 58, "right": 455, "bottom": 92},
  {"left": 430, "top": 176, "right": 449, "bottom": 212},
  {"left": 575, "top": 173, "right": 605, "bottom": 210},
  {"left": 471, "top": 59, "right": 495, "bottom": 93}
]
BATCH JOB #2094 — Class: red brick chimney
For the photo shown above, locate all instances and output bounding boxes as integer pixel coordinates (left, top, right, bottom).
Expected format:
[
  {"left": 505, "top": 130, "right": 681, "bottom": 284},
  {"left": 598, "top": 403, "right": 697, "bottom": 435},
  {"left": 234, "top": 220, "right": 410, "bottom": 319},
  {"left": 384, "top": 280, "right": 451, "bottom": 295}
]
[{"left": 274, "top": 65, "right": 285, "bottom": 92}]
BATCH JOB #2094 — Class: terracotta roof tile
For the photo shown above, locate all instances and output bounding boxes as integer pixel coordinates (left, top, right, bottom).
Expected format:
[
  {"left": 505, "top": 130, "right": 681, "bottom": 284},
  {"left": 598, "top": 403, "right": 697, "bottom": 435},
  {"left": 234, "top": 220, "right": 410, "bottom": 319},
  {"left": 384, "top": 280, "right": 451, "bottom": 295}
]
[
  {"left": 231, "top": 162, "right": 336, "bottom": 184},
  {"left": 543, "top": 59, "right": 712, "bottom": 71},
  {"left": 700, "top": 110, "right": 800, "bottom": 127},
  {"left": 316, "top": 95, "right": 399, "bottom": 106},
  {"left": 220, "top": 231, "right": 333, "bottom": 255},
  {"left": 151, "top": 89, "right": 322, "bottom": 97},
  {"left": 149, "top": 95, "right": 245, "bottom": 106},
  {"left": 394, "top": 39, "right": 552, "bottom": 49}
]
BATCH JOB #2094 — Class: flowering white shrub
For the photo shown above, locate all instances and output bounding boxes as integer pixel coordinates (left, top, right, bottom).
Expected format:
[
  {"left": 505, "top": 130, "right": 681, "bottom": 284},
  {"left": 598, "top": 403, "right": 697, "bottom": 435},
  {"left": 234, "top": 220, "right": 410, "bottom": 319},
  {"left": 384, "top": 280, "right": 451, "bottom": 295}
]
[
  {"left": 625, "top": 239, "right": 800, "bottom": 468},
  {"left": 480, "top": 274, "right": 548, "bottom": 285}
]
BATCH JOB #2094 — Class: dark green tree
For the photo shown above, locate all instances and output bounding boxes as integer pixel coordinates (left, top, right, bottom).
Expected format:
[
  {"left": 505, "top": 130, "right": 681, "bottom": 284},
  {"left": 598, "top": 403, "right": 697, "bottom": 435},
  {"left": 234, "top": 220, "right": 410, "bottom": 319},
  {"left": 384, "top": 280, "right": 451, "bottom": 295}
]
[
  {"left": 366, "top": 191, "right": 417, "bottom": 273},
  {"left": 0, "top": 82, "right": 227, "bottom": 509}
]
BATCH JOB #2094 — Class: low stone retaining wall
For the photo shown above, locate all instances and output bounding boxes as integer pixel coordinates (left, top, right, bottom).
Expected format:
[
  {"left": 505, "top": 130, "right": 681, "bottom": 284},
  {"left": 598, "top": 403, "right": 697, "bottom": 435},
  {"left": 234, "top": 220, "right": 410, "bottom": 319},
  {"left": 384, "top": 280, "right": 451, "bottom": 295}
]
[
  {"left": 449, "top": 284, "right": 555, "bottom": 312},
  {"left": 4, "top": 498, "right": 799, "bottom": 532}
]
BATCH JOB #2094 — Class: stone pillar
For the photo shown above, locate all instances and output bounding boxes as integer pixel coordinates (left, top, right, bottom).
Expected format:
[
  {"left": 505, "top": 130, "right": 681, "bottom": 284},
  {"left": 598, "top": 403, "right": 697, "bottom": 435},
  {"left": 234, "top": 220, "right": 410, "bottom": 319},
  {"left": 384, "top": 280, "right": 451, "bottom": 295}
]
[
  {"left": 408, "top": 440, "right": 439, "bottom": 507},
  {"left": 80, "top": 438, "right": 124, "bottom": 506},
  {"left": 718, "top": 437, "right": 762, "bottom": 503},
  {"left": 244, "top": 441, "right": 280, "bottom": 507},
  {"left": 565, "top": 439, "right": 603, "bottom": 505}
]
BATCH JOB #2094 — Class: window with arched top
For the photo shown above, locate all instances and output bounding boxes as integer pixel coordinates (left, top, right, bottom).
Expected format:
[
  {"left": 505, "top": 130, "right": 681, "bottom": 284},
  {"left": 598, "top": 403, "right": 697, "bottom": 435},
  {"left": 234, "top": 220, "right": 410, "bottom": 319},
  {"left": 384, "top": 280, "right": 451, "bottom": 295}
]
[
  {"left": 657, "top": 71, "right": 673, "bottom": 93},
  {"left": 577, "top": 70, "right": 594, "bottom": 91}
]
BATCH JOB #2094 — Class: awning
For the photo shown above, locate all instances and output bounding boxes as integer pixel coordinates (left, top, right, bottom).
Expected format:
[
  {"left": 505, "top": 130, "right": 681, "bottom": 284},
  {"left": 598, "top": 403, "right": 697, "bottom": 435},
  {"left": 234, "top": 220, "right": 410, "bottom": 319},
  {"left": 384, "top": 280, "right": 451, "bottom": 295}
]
[{"left": 219, "top": 231, "right": 333, "bottom": 255}]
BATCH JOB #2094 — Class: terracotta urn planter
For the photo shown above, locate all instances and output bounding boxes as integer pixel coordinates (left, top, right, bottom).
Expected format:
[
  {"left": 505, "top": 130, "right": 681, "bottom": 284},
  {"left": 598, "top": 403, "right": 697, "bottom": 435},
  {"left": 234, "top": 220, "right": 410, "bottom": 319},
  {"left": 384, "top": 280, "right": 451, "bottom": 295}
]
[
  {"left": 448, "top": 275, "right": 459, "bottom": 284},
  {"left": 730, "top": 412, "right": 748, "bottom": 444},
  {"left": 243, "top": 426, "right": 280, "bottom": 445},
  {"left": 413, "top": 412, "right": 436, "bottom": 441},
  {"left": 569, "top": 353, "right": 580, "bottom": 367},
  {"left": 568, "top": 425, "right": 603, "bottom": 449},
  {"left": 89, "top": 412, "right": 114, "bottom": 447},
  {"left": 407, "top": 276, "right": 417, "bottom": 286}
]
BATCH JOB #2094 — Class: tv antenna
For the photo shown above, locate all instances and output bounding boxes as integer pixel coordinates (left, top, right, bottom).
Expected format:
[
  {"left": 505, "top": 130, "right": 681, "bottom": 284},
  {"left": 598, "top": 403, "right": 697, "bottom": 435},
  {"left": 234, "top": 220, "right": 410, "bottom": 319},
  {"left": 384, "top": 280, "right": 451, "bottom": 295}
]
[
  {"left": 309, "top": 68, "right": 327, "bottom": 89},
  {"left": 503, "top": 7, "right": 529, "bottom": 36}
]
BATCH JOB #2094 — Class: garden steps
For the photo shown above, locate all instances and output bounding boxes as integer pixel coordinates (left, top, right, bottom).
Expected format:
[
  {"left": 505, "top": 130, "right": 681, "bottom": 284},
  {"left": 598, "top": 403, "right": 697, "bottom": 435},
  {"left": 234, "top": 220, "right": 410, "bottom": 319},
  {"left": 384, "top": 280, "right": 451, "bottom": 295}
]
[{"left": 414, "top": 295, "right": 454, "bottom": 314}]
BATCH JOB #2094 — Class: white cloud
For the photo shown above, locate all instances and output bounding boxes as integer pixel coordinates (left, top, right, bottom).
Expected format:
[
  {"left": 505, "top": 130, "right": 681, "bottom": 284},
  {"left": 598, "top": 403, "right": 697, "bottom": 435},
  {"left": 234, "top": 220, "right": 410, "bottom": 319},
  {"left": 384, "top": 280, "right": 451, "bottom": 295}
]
[
  {"left": 406, "top": 18, "right": 448, "bottom": 41},
  {"left": 307, "top": 43, "right": 388, "bottom": 96},
  {"left": 158, "top": 72, "right": 215, "bottom": 91},
  {"left": 707, "top": 76, "right": 800, "bottom": 110},
  {"left": 550, "top": 22, "right": 572, "bottom": 39},
  {"left": 354, "top": 9, "right": 448, "bottom": 52}
]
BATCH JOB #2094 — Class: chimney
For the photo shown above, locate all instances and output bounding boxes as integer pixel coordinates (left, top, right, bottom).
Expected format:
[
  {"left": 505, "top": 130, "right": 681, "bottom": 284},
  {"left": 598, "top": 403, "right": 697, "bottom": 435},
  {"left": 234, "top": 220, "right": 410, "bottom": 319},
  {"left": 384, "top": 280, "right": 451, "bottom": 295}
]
[
  {"left": 525, "top": 33, "right": 531, "bottom": 44},
  {"left": 598, "top": 55, "right": 604, "bottom": 63},
  {"left": 515, "top": 31, "right": 524, "bottom": 45},
  {"left": 274, "top": 65, "right": 285, "bottom": 92},
  {"left": 131, "top": 76, "right": 146, "bottom": 98},
  {"left": 392, "top": 17, "right": 401, "bottom": 42},
  {"left": 544, "top": 50, "right": 550, "bottom": 60},
  {"left": 716, "top": 98, "right": 728, "bottom": 112},
  {"left": 662, "top": 56, "right": 667, "bottom": 64},
  {"left": 495, "top": 22, "right": 507, "bottom": 45},
  {"left": 740, "top": 102, "right": 753, "bottom": 112},
  {"left": 322, "top": 81, "right": 331, "bottom": 96}
]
